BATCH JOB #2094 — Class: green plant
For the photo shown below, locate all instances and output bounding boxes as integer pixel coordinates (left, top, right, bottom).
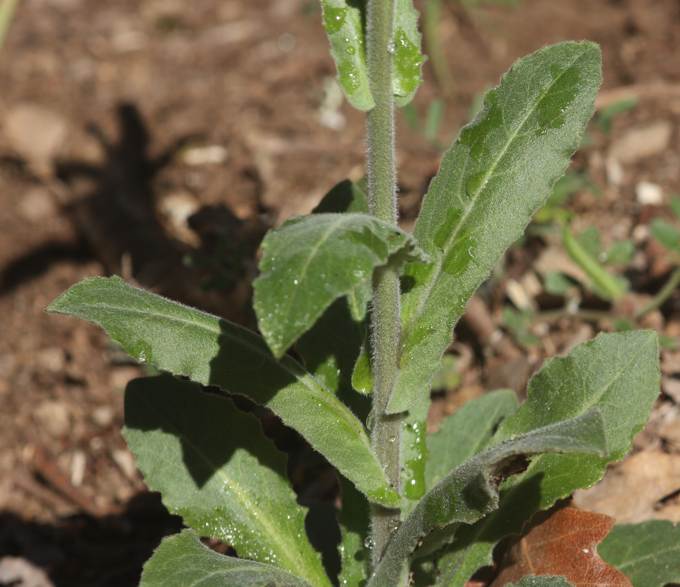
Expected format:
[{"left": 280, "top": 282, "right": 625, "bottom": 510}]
[
  {"left": 0, "top": 0, "right": 19, "bottom": 51},
  {"left": 47, "top": 2, "right": 666, "bottom": 586}
]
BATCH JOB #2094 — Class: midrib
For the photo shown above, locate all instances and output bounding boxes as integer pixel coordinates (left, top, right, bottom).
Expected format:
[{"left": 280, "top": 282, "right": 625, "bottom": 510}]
[{"left": 405, "top": 49, "right": 589, "bottom": 332}]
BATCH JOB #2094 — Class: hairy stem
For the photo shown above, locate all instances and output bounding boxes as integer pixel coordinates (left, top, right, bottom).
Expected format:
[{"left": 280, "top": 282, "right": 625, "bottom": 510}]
[{"left": 366, "top": 0, "right": 402, "bottom": 569}]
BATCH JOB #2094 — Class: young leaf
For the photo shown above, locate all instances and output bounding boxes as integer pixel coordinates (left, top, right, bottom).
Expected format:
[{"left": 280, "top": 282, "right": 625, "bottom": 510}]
[
  {"left": 426, "top": 389, "right": 519, "bottom": 489},
  {"left": 492, "top": 507, "right": 631, "bottom": 586},
  {"left": 650, "top": 218, "right": 680, "bottom": 256},
  {"left": 47, "top": 277, "right": 399, "bottom": 507},
  {"left": 297, "top": 179, "right": 369, "bottom": 395},
  {"left": 389, "top": 41, "right": 602, "bottom": 414},
  {"left": 312, "top": 179, "right": 369, "bottom": 215},
  {"left": 319, "top": 0, "right": 374, "bottom": 111},
  {"left": 125, "top": 376, "right": 330, "bottom": 587},
  {"left": 140, "top": 529, "right": 311, "bottom": 587},
  {"left": 436, "top": 331, "right": 660, "bottom": 586},
  {"left": 253, "top": 213, "right": 426, "bottom": 358},
  {"left": 313, "top": 179, "right": 372, "bottom": 322},
  {"left": 318, "top": 1, "right": 424, "bottom": 110},
  {"left": 337, "top": 478, "right": 370, "bottom": 587},
  {"left": 366, "top": 409, "right": 607, "bottom": 587},
  {"left": 563, "top": 225, "right": 628, "bottom": 301},
  {"left": 393, "top": 0, "right": 425, "bottom": 107},
  {"left": 598, "top": 520, "right": 680, "bottom": 587}
]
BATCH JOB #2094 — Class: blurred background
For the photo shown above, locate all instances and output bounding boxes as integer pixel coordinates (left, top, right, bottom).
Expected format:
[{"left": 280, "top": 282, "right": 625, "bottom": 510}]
[{"left": 0, "top": 0, "right": 679, "bottom": 585}]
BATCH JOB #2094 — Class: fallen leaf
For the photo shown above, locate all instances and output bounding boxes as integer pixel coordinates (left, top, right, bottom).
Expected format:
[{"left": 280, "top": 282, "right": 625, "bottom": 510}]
[
  {"left": 573, "top": 450, "right": 680, "bottom": 523},
  {"left": 492, "top": 507, "right": 631, "bottom": 586}
]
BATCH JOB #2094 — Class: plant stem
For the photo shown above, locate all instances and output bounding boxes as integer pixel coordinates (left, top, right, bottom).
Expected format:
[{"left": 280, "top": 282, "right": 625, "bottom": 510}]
[
  {"left": 366, "top": 0, "right": 401, "bottom": 569},
  {"left": 635, "top": 267, "right": 680, "bottom": 319},
  {"left": 0, "top": 0, "right": 19, "bottom": 51}
]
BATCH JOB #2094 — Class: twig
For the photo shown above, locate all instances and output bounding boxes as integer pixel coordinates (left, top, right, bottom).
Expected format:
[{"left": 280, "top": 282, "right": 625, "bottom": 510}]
[{"left": 635, "top": 267, "right": 680, "bottom": 319}]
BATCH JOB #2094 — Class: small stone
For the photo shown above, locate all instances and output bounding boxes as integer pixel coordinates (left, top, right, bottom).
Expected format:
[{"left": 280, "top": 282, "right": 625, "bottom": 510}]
[
  {"left": 112, "top": 449, "right": 137, "bottom": 480},
  {"left": 609, "top": 120, "right": 673, "bottom": 164},
  {"left": 36, "top": 347, "right": 65, "bottom": 373},
  {"left": 109, "top": 366, "right": 141, "bottom": 390},
  {"left": 18, "top": 188, "right": 57, "bottom": 223},
  {"left": 92, "top": 406, "right": 114, "bottom": 428},
  {"left": 0, "top": 558, "right": 54, "bottom": 587},
  {"left": 4, "top": 104, "right": 67, "bottom": 172},
  {"left": 636, "top": 181, "right": 664, "bottom": 205},
  {"left": 70, "top": 451, "right": 86, "bottom": 487},
  {"left": 34, "top": 401, "right": 70, "bottom": 438},
  {"left": 663, "top": 377, "right": 680, "bottom": 403},
  {"left": 181, "top": 144, "right": 228, "bottom": 166},
  {"left": 159, "top": 192, "right": 201, "bottom": 246},
  {"left": 605, "top": 156, "right": 624, "bottom": 186}
]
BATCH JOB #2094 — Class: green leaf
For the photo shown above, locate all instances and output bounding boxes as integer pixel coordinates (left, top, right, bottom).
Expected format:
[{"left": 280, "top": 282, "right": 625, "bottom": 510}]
[
  {"left": 563, "top": 225, "right": 628, "bottom": 301},
  {"left": 253, "top": 213, "right": 426, "bottom": 358},
  {"left": 426, "top": 389, "right": 518, "bottom": 489},
  {"left": 140, "top": 530, "right": 312, "bottom": 587},
  {"left": 604, "top": 240, "right": 635, "bottom": 266},
  {"left": 598, "top": 520, "right": 680, "bottom": 587},
  {"left": 390, "top": 41, "right": 602, "bottom": 414},
  {"left": 650, "top": 218, "right": 680, "bottom": 255},
  {"left": 312, "top": 179, "right": 369, "bottom": 215},
  {"left": 543, "top": 272, "right": 575, "bottom": 296},
  {"left": 318, "top": 1, "right": 424, "bottom": 110},
  {"left": 574, "top": 226, "right": 602, "bottom": 259},
  {"left": 393, "top": 0, "right": 425, "bottom": 107},
  {"left": 47, "top": 276, "right": 399, "bottom": 507},
  {"left": 295, "top": 298, "right": 363, "bottom": 396},
  {"left": 319, "top": 0, "right": 373, "bottom": 111},
  {"left": 671, "top": 195, "right": 680, "bottom": 220},
  {"left": 437, "top": 330, "right": 660, "bottom": 586},
  {"left": 0, "top": 0, "right": 19, "bottom": 51},
  {"left": 502, "top": 308, "right": 540, "bottom": 347},
  {"left": 508, "top": 577, "right": 573, "bottom": 587},
  {"left": 125, "top": 376, "right": 329, "bottom": 586},
  {"left": 312, "top": 179, "right": 372, "bottom": 322},
  {"left": 366, "top": 409, "right": 607, "bottom": 587},
  {"left": 337, "top": 479, "right": 370, "bottom": 587},
  {"left": 412, "top": 390, "right": 518, "bottom": 559}
]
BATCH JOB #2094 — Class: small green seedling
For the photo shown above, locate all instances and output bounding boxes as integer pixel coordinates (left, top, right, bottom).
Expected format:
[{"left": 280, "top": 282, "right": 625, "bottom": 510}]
[
  {"left": 562, "top": 224, "right": 631, "bottom": 302},
  {"left": 48, "top": 2, "right": 668, "bottom": 586}
]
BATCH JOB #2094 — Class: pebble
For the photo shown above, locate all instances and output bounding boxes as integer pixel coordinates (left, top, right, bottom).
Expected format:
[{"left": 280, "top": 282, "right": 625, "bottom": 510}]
[
  {"left": 4, "top": 104, "right": 67, "bottom": 172},
  {"left": 181, "top": 144, "right": 228, "bottom": 166},
  {"left": 34, "top": 401, "right": 70, "bottom": 438},
  {"left": 609, "top": 120, "right": 672, "bottom": 164},
  {"left": 18, "top": 187, "right": 58, "bottom": 223},
  {"left": 36, "top": 347, "right": 65, "bottom": 373},
  {"left": 112, "top": 449, "right": 137, "bottom": 480},
  {"left": 0, "top": 558, "right": 54, "bottom": 587},
  {"left": 636, "top": 181, "right": 664, "bottom": 205}
]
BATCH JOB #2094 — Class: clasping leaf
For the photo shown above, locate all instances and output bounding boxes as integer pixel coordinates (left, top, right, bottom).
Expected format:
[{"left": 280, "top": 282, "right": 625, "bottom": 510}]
[
  {"left": 47, "top": 276, "right": 399, "bottom": 507},
  {"left": 253, "top": 212, "right": 427, "bottom": 358},
  {"left": 389, "top": 41, "right": 602, "bottom": 414}
]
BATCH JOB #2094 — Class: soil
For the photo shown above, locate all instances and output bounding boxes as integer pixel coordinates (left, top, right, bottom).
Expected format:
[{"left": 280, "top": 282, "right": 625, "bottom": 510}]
[{"left": 0, "top": 0, "right": 679, "bottom": 585}]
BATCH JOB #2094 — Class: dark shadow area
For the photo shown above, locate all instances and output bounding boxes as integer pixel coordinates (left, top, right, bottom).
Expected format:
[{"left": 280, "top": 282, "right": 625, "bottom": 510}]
[
  {"left": 0, "top": 493, "right": 182, "bottom": 587},
  {"left": 1, "top": 103, "right": 266, "bottom": 322},
  {"left": 123, "top": 375, "right": 283, "bottom": 489},
  {"left": 124, "top": 372, "right": 347, "bottom": 584},
  {"left": 0, "top": 239, "right": 92, "bottom": 294}
]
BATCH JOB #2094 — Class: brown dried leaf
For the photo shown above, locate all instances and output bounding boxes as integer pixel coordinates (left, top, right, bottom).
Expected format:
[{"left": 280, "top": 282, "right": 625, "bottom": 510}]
[{"left": 492, "top": 507, "right": 631, "bottom": 587}]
